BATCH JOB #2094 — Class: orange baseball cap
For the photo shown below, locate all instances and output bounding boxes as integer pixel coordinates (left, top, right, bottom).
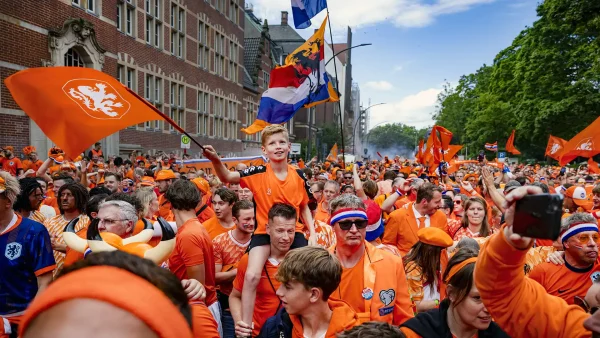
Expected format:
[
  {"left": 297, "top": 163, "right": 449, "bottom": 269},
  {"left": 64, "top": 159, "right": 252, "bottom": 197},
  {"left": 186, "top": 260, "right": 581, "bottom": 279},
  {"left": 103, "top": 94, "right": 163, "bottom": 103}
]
[
  {"left": 155, "top": 170, "right": 176, "bottom": 181},
  {"left": 565, "top": 186, "right": 594, "bottom": 211},
  {"left": 140, "top": 176, "right": 156, "bottom": 187},
  {"left": 191, "top": 177, "right": 210, "bottom": 196}
]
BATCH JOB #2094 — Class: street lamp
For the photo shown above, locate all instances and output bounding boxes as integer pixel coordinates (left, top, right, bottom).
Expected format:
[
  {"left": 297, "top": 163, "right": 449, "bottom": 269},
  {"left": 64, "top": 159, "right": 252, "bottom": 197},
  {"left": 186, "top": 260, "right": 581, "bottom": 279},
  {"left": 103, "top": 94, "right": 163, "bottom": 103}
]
[
  {"left": 353, "top": 103, "right": 386, "bottom": 154},
  {"left": 325, "top": 43, "right": 373, "bottom": 66}
]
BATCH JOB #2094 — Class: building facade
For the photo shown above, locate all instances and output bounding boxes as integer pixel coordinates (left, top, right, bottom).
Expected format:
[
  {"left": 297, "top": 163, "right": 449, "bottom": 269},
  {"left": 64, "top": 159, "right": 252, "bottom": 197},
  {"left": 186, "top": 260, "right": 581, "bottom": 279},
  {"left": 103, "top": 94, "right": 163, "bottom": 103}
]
[{"left": 0, "top": 0, "right": 272, "bottom": 158}]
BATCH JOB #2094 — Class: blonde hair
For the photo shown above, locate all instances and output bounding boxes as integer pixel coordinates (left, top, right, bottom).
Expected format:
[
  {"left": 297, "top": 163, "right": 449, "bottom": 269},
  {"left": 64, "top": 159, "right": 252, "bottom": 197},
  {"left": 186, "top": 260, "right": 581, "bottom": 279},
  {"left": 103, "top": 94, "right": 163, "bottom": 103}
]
[
  {"left": 0, "top": 171, "right": 20, "bottom": 205},
  {"left": 133, "top": 187, "right": 157, "bottom": 217},
  {"left": 208, "top": 176, "right": 222, "bottom": 188},
  {"left": 276, "top": 246, "right": 342, "bottom": 300},
  {"left": 261, "top": 124, "right": 289, "bottom": 146}
]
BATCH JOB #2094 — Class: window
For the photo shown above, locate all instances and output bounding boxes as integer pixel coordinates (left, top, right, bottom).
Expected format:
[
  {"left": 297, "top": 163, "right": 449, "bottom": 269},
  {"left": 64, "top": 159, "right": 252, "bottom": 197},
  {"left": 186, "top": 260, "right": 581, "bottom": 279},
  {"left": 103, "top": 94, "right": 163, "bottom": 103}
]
[
  {"left": 72, "top": 0, "right": 80, "bottom": 5},
  {"left": 214, "top": 32, "right": 225, "bottom": 76},
  {"left": 145, "top": 74, "right": 162, "bottom": 129},
  {"left": 263, "top": 70, "right": 270, "bottom": 89},
  {"left": 146, "top": 0, "right": 162, "bottom": 47},
  {"left": 117, "top": 65, "right": 123, "bottom": 83},
  {"left": 87, "top": 0, "right": 95, "bottom": 12},
  {"left": 197, "top": 91, "right": 209, "bottom": 136},
  {"left": 229, "top": 1, "right": 238, "bottom": 24},
  {"left": 198, "top": 22, "right": 210, "bottom": 69},
  {"left": 64, "top": 48, "right": 85, "bottom": 67},
  {"left": 116, "top": 65, "right": 135, "bottom": 89},
  {"left": 117, "top": 1, "right": 136, "bottom": 36},
  {"left": 126, "top": 68, "right": 134, "bottom": 89},
  {"left": 169, "top": 83, "right": 185, "bottom": 132},
  {"left": 170, "top": 4, "right": 185, "bottom": 58}
]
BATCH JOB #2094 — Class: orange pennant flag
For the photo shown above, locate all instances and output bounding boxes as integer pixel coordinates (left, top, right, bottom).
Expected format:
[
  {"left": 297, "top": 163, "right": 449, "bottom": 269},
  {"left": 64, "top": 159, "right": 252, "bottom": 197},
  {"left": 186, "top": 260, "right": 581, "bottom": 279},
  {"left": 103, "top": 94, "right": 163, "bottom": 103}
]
[
  {"left": 588, "top": 158, "right": 600, "bottom": 174},
  {"left": 545, "top": 135, "right": 567, "bottom": 161},
  {"left": 4, "top": 67, "right": 166, "bottom": 158},
  {"left": 416, "top": 139, "right": 424, "bottom": 163},
  {"left": 559, "top": 116, "right": 600, "bottom": 166},
  {"left": 444, "top": 145, "right": 463, "bottom": 160},
  {"left": 326, "top": 143, "right": 338, "bottom": 162},
  {"left": 505, "top": 129, "right": 521, "bottom": 155}
]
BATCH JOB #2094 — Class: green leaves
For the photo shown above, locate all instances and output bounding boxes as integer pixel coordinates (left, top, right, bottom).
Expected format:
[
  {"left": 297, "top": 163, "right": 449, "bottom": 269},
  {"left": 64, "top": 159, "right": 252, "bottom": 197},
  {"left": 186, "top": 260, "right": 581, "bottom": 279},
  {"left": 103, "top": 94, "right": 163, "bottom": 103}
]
[{"left": 434, "top": 0, "right": 600, "bottom": 159}]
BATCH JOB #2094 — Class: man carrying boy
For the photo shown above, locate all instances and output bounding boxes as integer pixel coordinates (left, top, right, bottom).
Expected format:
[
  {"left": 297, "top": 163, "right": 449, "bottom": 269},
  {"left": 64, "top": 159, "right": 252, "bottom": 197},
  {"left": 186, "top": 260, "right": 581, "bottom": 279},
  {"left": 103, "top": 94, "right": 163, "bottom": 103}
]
[
  {"left": 229, "top": 203, "right": 298, "bottom": 337},
  {"left": 203, "top": 124, "right": 316, "bottom": 333},
  {"left": 259, "top": 246, "right": 359, "bottom": 337}
]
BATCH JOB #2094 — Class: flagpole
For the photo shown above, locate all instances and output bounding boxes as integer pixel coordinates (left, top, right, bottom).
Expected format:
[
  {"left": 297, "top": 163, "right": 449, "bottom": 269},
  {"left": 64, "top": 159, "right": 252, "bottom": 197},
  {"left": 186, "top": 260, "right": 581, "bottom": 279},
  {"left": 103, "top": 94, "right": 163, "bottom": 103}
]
[
  {"left": 125, "top": 87, "right": 205, "bottom": 151},
  {"left": 325, "top": 8, "right": 345, "bottom": 164}
]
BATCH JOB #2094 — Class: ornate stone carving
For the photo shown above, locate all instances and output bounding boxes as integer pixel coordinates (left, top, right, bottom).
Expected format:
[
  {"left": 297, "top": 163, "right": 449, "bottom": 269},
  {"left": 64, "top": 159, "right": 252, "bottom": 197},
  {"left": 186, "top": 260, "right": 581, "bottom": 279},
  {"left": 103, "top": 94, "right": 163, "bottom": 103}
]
[{"left": 47, "top": 18, "right": 106, "bottom": 69}]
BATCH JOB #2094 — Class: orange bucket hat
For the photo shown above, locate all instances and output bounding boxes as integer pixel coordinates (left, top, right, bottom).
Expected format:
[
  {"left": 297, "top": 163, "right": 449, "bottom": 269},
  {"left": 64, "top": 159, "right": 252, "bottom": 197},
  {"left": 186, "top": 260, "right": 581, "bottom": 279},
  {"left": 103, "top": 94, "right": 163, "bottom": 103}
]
[{"left": 155, "top": 170, "right": 177, "bottom": 181}]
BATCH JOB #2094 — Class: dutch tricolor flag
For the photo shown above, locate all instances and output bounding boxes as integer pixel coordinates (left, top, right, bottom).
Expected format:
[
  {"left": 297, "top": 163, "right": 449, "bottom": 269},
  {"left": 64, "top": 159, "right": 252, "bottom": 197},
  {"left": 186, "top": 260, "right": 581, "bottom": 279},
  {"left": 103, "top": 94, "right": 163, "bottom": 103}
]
[{"left": 485, "top": 142, "right": 498, "bottom": 151}]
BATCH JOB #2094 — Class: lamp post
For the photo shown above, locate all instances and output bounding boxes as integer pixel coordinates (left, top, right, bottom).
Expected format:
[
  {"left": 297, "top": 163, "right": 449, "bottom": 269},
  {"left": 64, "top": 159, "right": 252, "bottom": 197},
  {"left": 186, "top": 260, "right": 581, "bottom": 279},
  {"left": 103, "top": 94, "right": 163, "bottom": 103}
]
[
  {"left": 325, "top": 43, "right": 373, "bottom": 66},
  {"left": 353, "top": 103, "right": 386, "bottom": 154}
]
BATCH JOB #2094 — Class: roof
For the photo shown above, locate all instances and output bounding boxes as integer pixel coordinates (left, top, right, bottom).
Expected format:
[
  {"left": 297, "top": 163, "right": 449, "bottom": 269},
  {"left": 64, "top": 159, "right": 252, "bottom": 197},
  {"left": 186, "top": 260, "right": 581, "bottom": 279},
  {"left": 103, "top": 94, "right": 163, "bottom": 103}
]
[
  {"left": 243, "top": 67, "right": 258, "bottom": 93},
  {"left": 269, "top": 24, "right": 305, "bottom": 54},
  {"left": 244, "top": 37, "right": 261, "bottom": 77},
  {"left": 330, "top": 43, "right": 348, "bottom": 65}
]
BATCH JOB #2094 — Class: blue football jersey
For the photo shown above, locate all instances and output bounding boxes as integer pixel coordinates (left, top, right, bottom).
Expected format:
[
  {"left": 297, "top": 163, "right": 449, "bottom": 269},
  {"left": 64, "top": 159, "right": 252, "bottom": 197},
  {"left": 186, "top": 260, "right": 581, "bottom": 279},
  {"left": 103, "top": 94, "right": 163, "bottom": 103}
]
[{"left": 0, "top": 216, "right": 55, "bottom": 315}]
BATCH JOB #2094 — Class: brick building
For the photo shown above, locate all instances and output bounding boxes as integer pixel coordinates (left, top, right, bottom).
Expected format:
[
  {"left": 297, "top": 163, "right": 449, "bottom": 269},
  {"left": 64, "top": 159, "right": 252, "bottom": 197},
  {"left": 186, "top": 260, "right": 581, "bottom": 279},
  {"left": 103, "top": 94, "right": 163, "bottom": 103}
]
[{"left": 0, "top": 0, "right": 274, "bottom": 159}]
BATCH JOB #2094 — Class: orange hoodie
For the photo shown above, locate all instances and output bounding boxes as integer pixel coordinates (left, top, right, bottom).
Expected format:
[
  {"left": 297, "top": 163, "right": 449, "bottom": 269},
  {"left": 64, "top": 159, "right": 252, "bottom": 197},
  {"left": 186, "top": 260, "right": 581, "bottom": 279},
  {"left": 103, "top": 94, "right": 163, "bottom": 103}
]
[
  {"left": 475, "top": 227, "right": 591, "bottom": 337},
  {"left": 289, "top": 300, "right": 359, "bottom": 338}
]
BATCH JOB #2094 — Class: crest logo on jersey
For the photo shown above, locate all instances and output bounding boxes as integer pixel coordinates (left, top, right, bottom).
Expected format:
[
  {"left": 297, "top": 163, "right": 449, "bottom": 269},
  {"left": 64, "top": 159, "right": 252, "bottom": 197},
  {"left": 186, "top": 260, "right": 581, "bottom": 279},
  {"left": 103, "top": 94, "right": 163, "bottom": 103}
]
[
  {"left": 62, "top": 79, "right": 131, "bottom": 119},
  {"left": 379, "top": 289, "right": 396, "bottom": 306},
  {"left": 5, "top": 242, "right": 22, "bottom": 260},
  {"left": 591, "top": 271, "right": 600, "bottom": 283}
]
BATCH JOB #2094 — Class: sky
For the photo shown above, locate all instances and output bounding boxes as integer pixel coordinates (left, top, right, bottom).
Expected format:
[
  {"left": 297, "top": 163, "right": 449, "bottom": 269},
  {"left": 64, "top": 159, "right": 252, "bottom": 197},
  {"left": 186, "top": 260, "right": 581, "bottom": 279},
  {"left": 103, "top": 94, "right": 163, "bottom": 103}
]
[{"left": 248, "top": 0, "right": 540, "bottom": 130}]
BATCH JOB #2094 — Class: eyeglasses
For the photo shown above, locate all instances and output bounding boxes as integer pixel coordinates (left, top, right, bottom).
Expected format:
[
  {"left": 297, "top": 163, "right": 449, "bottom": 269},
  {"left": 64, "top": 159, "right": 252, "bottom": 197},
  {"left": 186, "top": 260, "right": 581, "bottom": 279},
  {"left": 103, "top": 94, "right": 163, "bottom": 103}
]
[
  {"left": 575, "top": 296, "right": 599, "bottom": 314},
  {"left": 98, "top": 218, "right": 128, "bottom": 225},
  {"left": 454, "top": 201, "right": 462, "bottom": 205},
  {"left": 344, "top": 176, "right": 353, "bottom": 180},
  {"left": 571, "top": 233, "right": 600, "bottom": 245},
  {"left": 337, "top": 219, "right": 368, "bottom": 231}
]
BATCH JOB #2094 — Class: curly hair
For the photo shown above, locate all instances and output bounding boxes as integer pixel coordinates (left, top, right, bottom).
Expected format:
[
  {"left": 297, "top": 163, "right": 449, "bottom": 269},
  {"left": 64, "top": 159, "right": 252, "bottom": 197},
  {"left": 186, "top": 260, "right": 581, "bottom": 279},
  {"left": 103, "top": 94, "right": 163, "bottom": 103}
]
[
  {"left": 58, "top": 183, "right": 89, "bottom": 214},
  {"left": 14, "top": 177, "right": 43, "bottom": 212}
]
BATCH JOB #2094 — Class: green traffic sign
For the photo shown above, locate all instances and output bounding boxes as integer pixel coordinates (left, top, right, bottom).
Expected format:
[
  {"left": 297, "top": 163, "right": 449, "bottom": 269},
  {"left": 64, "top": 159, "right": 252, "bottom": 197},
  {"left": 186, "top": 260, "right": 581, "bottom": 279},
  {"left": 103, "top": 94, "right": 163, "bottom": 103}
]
[{"left": 181, "top": 135, "right": 190, "bottom": 144}]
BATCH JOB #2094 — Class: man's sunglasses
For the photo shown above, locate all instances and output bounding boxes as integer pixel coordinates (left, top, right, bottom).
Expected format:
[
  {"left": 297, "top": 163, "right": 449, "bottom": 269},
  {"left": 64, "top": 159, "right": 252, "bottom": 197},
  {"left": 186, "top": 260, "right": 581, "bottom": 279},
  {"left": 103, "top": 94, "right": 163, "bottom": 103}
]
[
  {"left": 337, "top": 219, "right": 368, "bottom": 231},
  {"left": 344, "top": 176, "right": 353, "bottom": 179},
  {"left": 454, "top": 200, "right": 462, "bottom": 205}
]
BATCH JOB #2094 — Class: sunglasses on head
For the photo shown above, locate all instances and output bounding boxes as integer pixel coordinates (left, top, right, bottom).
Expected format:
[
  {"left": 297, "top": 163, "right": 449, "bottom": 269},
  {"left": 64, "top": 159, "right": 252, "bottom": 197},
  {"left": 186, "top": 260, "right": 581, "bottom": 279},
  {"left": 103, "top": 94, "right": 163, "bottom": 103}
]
[{"left": 337, "top": 219, "right": 368, "bottom": 231}]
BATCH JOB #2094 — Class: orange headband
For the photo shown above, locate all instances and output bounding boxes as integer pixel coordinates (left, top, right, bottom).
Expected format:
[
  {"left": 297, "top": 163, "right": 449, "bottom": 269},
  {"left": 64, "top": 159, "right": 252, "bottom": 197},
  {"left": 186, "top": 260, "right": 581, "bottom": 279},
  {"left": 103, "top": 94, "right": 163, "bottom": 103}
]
[
  {"left": 444, "top": 257, "right": 477, "bottom": 283},
  {"left": 19, "top": 266, "right": 193, "bottom": 338}
]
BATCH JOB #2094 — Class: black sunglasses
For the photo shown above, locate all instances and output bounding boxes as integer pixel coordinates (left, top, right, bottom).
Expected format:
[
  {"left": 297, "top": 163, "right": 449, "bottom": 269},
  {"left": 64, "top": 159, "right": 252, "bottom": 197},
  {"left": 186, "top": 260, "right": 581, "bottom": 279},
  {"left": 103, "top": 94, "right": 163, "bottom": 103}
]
[
  {"left": 344, "top": 176, "right": 353, "bottom": 179},
  {"left": 337, "top": 219, "right": 368, "bottom": 231}
]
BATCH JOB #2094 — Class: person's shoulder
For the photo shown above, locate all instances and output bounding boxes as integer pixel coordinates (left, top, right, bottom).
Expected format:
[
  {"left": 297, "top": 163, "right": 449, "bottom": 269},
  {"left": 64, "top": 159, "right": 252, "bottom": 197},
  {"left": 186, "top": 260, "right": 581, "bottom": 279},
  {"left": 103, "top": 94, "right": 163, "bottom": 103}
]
[
  {"left": 19, "top": 217, "right": 48, "bottom": 232},
  {"left": 530, "top": 261, "right": 560, "bottom": 276},
  {"left": 240, "top": 164, "right": 268, "bottom": 178},
  {"left": 44, "top": 214, "right": 62, "bottom": 224},
  {"left": 389, "top": 205, "right": 410, "bottom": 218}
]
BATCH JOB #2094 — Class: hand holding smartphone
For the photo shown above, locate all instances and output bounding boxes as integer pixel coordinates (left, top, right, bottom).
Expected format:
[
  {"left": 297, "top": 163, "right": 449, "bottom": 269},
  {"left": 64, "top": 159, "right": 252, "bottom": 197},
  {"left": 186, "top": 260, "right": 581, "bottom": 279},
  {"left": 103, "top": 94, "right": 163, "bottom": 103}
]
[{"left": 513, "top": 194, "right": 564, "bottom": 240}]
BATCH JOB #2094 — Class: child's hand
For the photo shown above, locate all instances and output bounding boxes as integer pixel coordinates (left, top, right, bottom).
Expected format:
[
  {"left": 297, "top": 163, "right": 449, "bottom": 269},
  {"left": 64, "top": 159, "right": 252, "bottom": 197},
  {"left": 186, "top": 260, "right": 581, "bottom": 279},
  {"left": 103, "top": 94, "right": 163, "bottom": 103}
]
[{"left": 202, "top": 145, "right": 220, "bottom": 162}]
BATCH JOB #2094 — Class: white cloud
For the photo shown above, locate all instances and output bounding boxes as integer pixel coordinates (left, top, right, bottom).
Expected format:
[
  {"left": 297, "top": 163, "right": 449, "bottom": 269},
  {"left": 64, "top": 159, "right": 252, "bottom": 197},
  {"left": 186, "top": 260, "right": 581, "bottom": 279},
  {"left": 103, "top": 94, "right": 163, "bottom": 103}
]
[
  {"left": 249, "top": 0, "right": 497, "bottom": 34},
  {"left": 393, "top": 65, "right": 404, "bottom": 72},
  {"left": 368, "top": 88, "right": 442, "bottom": 129},
  {"left": 365, "top": 81, "right": 394, "bottom": 91}
]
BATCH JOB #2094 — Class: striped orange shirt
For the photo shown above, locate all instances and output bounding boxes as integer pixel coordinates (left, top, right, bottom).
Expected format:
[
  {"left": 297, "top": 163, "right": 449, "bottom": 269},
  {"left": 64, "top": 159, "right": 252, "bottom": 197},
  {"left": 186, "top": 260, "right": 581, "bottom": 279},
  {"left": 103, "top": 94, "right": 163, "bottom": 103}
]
[
  {"left": 43, "top": 214, "right": 89, "bottom": 277},
  {"left": 212, "top": 230, "right": 250, "bottom": 296}
]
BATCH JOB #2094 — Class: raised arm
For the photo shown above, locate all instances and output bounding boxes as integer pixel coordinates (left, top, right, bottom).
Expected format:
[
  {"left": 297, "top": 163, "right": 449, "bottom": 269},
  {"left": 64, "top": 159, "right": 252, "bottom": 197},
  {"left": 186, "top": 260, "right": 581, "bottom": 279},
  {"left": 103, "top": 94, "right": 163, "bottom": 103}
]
[{"left": 475, "top": 186, "right": 591, "bottom": 338}]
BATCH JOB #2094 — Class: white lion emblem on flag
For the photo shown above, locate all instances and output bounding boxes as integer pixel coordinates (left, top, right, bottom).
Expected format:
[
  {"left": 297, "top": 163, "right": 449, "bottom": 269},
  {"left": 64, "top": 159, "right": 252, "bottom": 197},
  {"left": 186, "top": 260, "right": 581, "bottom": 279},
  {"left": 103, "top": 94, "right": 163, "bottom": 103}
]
[
  {"left": 576, "top": 138, "right": 593, "bottom": 151},
  {"left": 550, "top": 143, "right": 561, "bottom": 154},
  {"left": 63, "top": 79, "right": 130, "bottom": 120}
]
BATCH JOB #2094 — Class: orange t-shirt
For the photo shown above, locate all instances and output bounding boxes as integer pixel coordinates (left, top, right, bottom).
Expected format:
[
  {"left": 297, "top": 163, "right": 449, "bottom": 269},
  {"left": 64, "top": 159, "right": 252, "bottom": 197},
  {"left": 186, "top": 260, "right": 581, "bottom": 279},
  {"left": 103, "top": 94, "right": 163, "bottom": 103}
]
[
  {"left": 1, "top": 157, "right": 23, "bottom": 176},
  {"left": 239, "top": 164, "right": 310, "bottom": 234},
  {"left": 233, "top": 254, "right": 281, "bottom": 336},
  {"left": 202, "top": 216, "right": 234, "bottom": 240},
  {"left": 157, "top": 194, "right": 175, "bottom": 222},
  {"left": 23, "top": 159, "right": 43, "bottom": 173},
  {"left": 196, "top": 201, "right": 216, "bottom": 224},
  {"left": 333, "top": 254, "right": 366, "bottom": 313},
  {"left": 190, "top": 302, "right": 220, "bottom": 338},
  {"left": 314, "top": 201, "right": 330, "bottom": 224},
  {"left": 212, "top": 230, "right": 250, "bottom": 296},
  {"left": 167, "top": 218, "right": 217, "bottom": 306},
  {"left": 529, "top": 259, "right": 600, "bottom": 305}
]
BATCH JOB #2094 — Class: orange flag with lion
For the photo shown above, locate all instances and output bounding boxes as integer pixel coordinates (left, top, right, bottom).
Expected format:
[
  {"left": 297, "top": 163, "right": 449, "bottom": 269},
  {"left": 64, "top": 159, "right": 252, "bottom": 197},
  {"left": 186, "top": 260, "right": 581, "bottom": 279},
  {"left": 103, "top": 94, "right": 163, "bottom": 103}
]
[
  {"left": 559, "top": 116, "right": 600, "bottom": 166},
  {"left": 5, "top": 67, "right": 165, "bottom": 158}
]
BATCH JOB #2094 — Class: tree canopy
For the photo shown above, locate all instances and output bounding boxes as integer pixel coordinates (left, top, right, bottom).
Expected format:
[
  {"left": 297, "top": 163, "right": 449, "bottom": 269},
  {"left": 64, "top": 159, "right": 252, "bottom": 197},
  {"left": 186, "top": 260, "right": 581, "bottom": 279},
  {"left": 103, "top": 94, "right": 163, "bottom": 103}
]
[
  {"left": 366, "top": 123, "right": 428, "bottom": 158},
  {"left": 433, "top": 0, "right": 600, "bottom": 159}
]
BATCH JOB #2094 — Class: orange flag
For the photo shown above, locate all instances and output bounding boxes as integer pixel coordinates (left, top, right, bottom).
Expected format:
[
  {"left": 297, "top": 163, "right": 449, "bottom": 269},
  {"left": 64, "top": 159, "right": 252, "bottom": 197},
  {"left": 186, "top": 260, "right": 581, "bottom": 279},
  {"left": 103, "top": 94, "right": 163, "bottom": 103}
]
[
  {"left": 4, "top": 67, "right": 167, "bottom": 158},
  {"left": 545, "top": 135, "right": 567, "bottom": 161},
  {"left": 423, "top": 125, "right": 454, "bottom": 166},
  {"left": 326, "top": 143, "right": 338, "bottom": 162},
  {"left": 444, "top": 145, "right": 463, "bottom": 160},
  {"left": 505, "top": 130, "right": 521, "bottom": 155},
  {"left": 416, "top": 139, "right": 424, "bottom": 163},
  {"left": 588, "top": 158, "right": 600, "bottom": 174},
  {"left": 559, "top": 116, "right": 600, "bottom": 166}
]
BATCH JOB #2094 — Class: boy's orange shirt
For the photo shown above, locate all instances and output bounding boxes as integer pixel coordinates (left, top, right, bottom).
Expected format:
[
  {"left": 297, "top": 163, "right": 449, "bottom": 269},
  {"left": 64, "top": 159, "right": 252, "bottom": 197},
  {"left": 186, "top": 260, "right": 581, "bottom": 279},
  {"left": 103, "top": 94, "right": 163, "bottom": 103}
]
[
  {"left": 202, "top": 216, "right": 233, "bottom": 240},
  {"left": 529, "top": 259, "right": 600, "bottom": 305},
  {"left": 239, "top": 163, "right": 311, "bottom": 234}
]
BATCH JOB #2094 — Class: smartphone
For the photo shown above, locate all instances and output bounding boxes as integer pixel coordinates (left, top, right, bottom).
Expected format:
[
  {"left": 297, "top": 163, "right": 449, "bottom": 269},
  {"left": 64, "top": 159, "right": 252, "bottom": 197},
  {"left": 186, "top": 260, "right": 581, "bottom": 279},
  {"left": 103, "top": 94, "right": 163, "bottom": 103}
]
[{"left": 513, "top": 194, "right": 563, "bottom": 240}]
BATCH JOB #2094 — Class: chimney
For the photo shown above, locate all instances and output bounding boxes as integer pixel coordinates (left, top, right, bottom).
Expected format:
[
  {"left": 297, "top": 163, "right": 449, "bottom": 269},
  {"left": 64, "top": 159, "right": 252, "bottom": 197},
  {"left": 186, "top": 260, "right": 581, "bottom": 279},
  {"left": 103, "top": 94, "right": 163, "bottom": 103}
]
[{"left": 281, "top": 11, "right": 288, "bottom": 26}]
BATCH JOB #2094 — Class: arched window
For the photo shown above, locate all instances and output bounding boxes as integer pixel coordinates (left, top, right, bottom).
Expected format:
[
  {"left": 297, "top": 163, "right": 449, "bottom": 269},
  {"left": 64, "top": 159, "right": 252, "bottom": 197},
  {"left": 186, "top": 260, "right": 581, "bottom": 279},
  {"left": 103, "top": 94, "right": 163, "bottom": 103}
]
[{"left": 64, "top": 48, "right": 85, "bottom": 67}]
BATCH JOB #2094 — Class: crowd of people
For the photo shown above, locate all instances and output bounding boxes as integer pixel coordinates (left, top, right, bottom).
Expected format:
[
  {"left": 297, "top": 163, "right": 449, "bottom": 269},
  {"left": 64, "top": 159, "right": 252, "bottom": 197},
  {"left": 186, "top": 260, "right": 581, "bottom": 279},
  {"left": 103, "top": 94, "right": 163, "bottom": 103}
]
[{"left": 2, "top": 125, "right": 600, "bottom": 338}]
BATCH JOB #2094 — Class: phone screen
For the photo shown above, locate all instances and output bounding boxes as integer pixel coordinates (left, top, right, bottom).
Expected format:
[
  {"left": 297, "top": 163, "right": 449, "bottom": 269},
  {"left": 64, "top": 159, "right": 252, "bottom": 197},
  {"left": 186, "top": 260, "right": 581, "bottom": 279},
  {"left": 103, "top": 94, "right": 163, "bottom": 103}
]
[{"left": 513, "top": 194, "right": 563, "bottom": 240}]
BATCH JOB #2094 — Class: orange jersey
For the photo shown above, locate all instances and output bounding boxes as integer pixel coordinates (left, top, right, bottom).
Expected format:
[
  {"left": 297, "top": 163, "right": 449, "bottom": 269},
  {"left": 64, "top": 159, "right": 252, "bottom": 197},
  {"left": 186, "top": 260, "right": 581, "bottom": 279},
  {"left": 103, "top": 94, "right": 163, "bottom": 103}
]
[
  {"left": 196, "top": 202, "right": 215, "bottom": 224},
  {"left": 452, "top": 226, "right": 496, "bottom": 242},
  {"left": 157, "top": 194, "right": 175, "bottom": 222},
  {"left": 0, "top": 157, "right": 23, "bottom": 176},
  {"left": 233, "top": 254, "right": 281, "bottom": 336},
  {"left": 190, "top": 303, "right": 220, "bottom": 338},
  {"left": 529, "top": 259, "right": 600, "bottom": 305},
  {"left": 43, "top": 215, "right": 89, "bottom": 277},
  {"left": 239, "top": 164, "right": 311, "bottom": 234},
  {"left": 202, "top": 216, "right": 234, "bottom": 240},
  {"left": 304, "top": 220, "right": 336, "bottom": 249},
  {"left": 475, "top": 227, "right": 590, "bottom": 338},
  {"left": 314, "top": 200, "right": 330, "bottom": 224},
  {"left": 167, "top": 218, "right": 217, "bottom": 306},
  {"left": 212, "top": 230, "right": 250, "bottom": 296},
  {"left": 383, "top": 203, "right": 448, "bottom": 256},
  {"left": 525, "top": 246, "right": 556, "bottom": 276},
  {"left": 22, "top": 159, "right": 43, "bottom": 173}
]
